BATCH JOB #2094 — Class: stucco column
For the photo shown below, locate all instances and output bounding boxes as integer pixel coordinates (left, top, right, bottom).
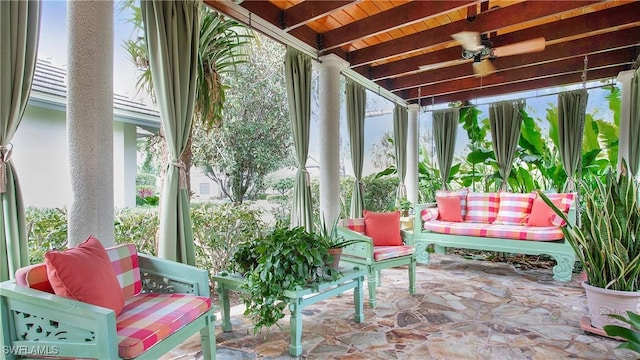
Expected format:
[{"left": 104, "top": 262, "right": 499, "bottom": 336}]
[
  {"left": 406, "top": 104, "right": 420, "bottom": 206},
  {"left": 617, "top": 70, "right": 635, "bottom": 175},
  {"left": 317, "top": 54, "right": 348, "bottom": 225},
  {"left": 67, "top": 1, "right": 114, "bottom": 247}
]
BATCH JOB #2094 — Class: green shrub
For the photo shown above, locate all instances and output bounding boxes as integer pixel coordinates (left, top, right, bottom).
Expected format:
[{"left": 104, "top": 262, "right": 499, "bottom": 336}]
[
  {"left": 191, "top": 202, "right": 266, "bottom": 283},
  {"left": 26, "top": 207, "right": 68, "bottom": 264},
  {"left": 114, "top": 207, "right": 159, "bottom": 256}
]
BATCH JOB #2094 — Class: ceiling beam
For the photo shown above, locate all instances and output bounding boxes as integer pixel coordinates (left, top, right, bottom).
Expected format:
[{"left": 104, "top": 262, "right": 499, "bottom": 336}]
[
  {"left": 283, "top": 1, "right": 356, "bottom": 31},
  {"left": 362, "top": 1, "right": 640, "bottom": 81},
  {"left": 418, "top": 65, "right": 626, "bottom": 106},
  {"left": 345, "top": 1, "right": 595, "bottom": 67},
  {"left": 387, "top": 27, "right": 640, "bottom": 92},
  {"left": 319, "top": 1, "right": 477, "bottom": 52},
  {"left": 404, "top": 48, "right": 634, "bottom": 99}
]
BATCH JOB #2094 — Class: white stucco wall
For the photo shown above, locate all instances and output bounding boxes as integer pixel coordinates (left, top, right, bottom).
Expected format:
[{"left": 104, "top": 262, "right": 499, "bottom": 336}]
[{"left": 12, "top": 105, "right": 138, "bottom": 208}]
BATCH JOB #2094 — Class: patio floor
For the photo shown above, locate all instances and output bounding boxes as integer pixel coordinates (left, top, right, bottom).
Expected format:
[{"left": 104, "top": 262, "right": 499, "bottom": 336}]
[{"left": 162, "top": 254, "right": 636, "bottom": 359}]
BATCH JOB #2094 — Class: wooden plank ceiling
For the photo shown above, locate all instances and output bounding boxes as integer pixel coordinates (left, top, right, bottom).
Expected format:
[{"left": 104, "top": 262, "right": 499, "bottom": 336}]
[{"left": 206, "top": 0, "right": 640, "bottom": 106}]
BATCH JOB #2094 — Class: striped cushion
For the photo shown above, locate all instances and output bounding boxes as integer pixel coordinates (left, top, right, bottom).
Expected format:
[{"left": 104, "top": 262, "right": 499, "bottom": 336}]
[
  {"left": 465, "top": 192, "right": 500, "bottom": 223},
  {"left": 421, "top": 208, "right": 439, "bottom": 221},
  {"left": 493, "top": 192, "right": 535, "bottom": 225},
  {"left": 373, "top": 245, "right": 415, "bottom": 261},
  {"left": 14, "top": 263, "right": 53, "bottom": 293},
  {"left": 435, "top": 189, "right": 469, "bottom": 217},
  {"left": 423, "top": 221, "right": 564, "bottom": 241},
  {"left": 338, "top": 218, "right": 366, "bottom": 234},
  {"left": 544, "top": 193, "right": 575, "bottom": 226},
  {"left": 117, "top": 293, "right": 211, "bottom": 359},
  {"left": 107, "top": 244, "right": 142, "bottom": 299}
]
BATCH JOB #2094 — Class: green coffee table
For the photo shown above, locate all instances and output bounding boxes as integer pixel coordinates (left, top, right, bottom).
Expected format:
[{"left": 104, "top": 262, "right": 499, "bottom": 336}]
[{"left": 213, "top": 266, "right": 367, "bottom": 356}]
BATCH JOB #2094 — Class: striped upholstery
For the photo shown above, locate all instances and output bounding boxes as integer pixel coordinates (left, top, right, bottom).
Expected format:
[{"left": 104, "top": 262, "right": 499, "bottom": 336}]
[
  {"left": 15, "top": 263, "right": 53, "bottom": 293},
  {"left": 421, "top": 208, "right": 439, "bottom": 221},
  {"left": 117, "top": 293, "right": 212, "bottom": 359},
  {"left": 338, "top": 218, "right": 366, "bottom": 234},
  {"left": 465, "top": 192, "right": 500, "bottom": 223},
  {"left": 107, "top": 244, "right": 142, "bottom": 299},
  {"left": 423, "top": 220, "right": 564, "bottom": 241},
  {"left": 435, "top": 189, "right": 469, "bottom": 217},
  {"left": 544, "top": 193, "right": 575, "bottom": 226},
  {"left": 493, "top": 192, "right": 535, "bottom": 225},
  {"left": 373, "top": 245, "right": 415, "bottom": 261}
]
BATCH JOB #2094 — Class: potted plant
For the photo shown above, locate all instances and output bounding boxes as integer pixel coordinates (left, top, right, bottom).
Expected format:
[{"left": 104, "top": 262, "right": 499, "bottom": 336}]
[
  {"left": 398, "top": 198, "right": 413, "bottom": 217},
  {"left": 540, "top": 162, "right": 640, "bottom": 331},
  {"left": 318, "top": 217, "right": 367, "bottom": 269},
  {"left": 228, "top": 225, "right": 338, "bottom": 333},
  {"left": 604, "top": 311, "right": 640, "bottom": 355}
]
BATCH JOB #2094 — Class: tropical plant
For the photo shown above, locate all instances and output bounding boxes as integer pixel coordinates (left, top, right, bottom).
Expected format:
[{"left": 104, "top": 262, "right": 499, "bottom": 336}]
[
  {"left": 540, "top": 162, "right": 640, "bottom": 291},
  {"left": 604, "top": 311, "right": 640, "bottom": 356},
  {"left": 227, "top": 226, "right": 337, "bottom": 333}
]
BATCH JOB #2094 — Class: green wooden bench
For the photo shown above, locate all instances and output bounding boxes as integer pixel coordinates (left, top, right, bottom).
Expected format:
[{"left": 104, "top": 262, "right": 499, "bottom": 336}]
[
  {"left": 0, "top": 243, "right": 215, "bottom": 359},
  {"left": 408, "top": 203, "right": 577, "bottom": 282}
]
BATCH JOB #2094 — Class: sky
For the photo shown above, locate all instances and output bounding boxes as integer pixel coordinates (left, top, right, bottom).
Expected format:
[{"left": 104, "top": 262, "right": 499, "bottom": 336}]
[{"left": 37, "top": 1, "right": 618, "bottom": 177}]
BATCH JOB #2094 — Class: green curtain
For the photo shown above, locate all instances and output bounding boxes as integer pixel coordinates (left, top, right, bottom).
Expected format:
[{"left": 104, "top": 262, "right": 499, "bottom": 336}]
[
  {"left": 489, "top": 100, "right": 525, "bottom": 190},
  {"left": 433, "top": 108, "right": 459, "bottom": 190},
  {"left": 285, "top": 46, "right": 313, "bottom": 231},
  {"left": 346, "top": 79, "right": 366, "bottom": 218},
  {"left": 393, "top": 104, "right": 408, "bottom": 202},
  {"left": 0, "top": 0, "right": 40, "bottom": 281},
  {"left": 629, "top": 68, "right": 640, "bottom": 177},
  {"left": 141, "top": 0, "right": 199, "bottom": 265},
  {"left": 558, "top": 89, "right": 588, "bottom": 191}
]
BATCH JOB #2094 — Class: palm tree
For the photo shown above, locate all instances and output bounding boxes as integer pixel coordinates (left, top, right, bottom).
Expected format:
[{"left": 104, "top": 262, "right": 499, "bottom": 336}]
[{"left": 119, "top": 1, "right": 251, "bottom": 192}]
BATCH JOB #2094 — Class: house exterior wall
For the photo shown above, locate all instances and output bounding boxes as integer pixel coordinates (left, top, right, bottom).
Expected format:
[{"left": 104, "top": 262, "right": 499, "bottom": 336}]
[{"left": 12, "top": 105, "right": 138, "bottom": 208}]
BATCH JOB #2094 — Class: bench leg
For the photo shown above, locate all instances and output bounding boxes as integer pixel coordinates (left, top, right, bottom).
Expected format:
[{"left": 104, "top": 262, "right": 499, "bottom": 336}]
[
  {"left": 289, "top": 301, "right": 303, "bottom": 356},
  {"left": 367, "top": 271, "right": 377, "bottom": 308},
  {"left": 552, "top": 253, "right": 575, "bottom": 282},
  {"left": 414, "top": 241, "right": 430, "bottom": 264},
  {"left": 200, "top": 313, "right": 216, "bottom": 360},
  {"left": 409, "top": 258, "right": 416, "bottom": 295}
]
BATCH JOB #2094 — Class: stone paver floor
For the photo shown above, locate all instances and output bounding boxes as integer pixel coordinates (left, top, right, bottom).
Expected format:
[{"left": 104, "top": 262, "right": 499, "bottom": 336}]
[{"left": 162, "top": 254, "right": 636, "bottom": 359}]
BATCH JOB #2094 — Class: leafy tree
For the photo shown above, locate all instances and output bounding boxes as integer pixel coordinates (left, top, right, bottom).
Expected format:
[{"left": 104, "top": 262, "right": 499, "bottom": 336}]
[
  {"left": 192, "top": 36, "right": 293, "bottom": 204},
  {"left": 272, "top": 177, "right": 295, "bottom": 196}
]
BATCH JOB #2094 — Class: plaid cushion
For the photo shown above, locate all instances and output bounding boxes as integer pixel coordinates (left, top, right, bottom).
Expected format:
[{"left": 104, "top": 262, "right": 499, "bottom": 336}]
[
  {"left": 373, "top": 245, "right": 415, "bottom": 261},
  {"left": 107, "top": 244, "right": 142, "bottom": 299},
  {"left": 117, "top": 293, "right": 211, "bottom": 359},
  {"left": 338, "top": 218, "right": 366, "bottom": 234},
  {"left": 435, "top": 189, "right": 469, "bottom": 217},
  {"left": 465, "top": 192, "right": 500, "bottom": 223},
  {"left": 14, "top": 263, "right": 54, "bottom": 293},
  {"left": 423, "top": 221, "right": 564, "bottom": 241},
  {"left": 493, "top": 192, "right": 535, "bottom": 225},
  {"left": 544, "top": 193, "right": 576, "bottom": 226},
  {"left": 421, "top": 208, "right": 439, "bottom": 221}
]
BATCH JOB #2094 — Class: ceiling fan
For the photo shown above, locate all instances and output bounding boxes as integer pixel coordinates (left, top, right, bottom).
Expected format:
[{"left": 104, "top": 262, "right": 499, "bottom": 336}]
[{"left": 451, "top": 31, "right": 546, "bottom": 77}]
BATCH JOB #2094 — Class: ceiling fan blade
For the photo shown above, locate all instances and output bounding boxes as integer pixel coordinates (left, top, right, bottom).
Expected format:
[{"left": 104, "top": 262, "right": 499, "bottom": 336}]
[
  {"left": 473, "top": 59, "right": 496, "bottom": 77},
  {"left": 493, "top": 37, "right": 546, "bottom": 57},
  {"left": 451, "top": 31, "right": 483, "bottom": 52}
]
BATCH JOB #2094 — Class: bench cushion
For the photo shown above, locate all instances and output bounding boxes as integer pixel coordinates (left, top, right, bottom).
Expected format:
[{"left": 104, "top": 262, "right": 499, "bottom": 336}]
[
  {"left": 373, "top": 245, "right": 415, "bottom": 261},
  {"left": 423, "top": 220, "right": 564, "bottom": 241},
  {"left": 117, "top": 293, "right": 212, "bottom": 359}
]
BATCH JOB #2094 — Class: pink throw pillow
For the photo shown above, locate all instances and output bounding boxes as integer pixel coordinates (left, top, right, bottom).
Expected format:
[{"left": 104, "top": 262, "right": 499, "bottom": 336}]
[
  {"left": 363, "top": 210, "right": 403, "bottom": 246},
  {"left": 527, "top": 197, "right": 563, "bottom": 227},
  {"left": 45, "top": 236, "right": 125, "bottom": 316},
  {"left": 436, "top": 196, "right": 463, "bottom": 222},
  {"left": 435, "top": 189, "right": 469, "bottom": 216}
]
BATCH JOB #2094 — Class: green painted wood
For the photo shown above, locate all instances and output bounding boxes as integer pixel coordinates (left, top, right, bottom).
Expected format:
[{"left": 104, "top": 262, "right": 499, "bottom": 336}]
[
  {"left": 213, "top": 267, "right": 366, "bottom": 357},
  {"left": 0, "top": 252, "right": 216, "bottom": 359},
  {"left": 411, "top": 203, "right": 577, "bottom": 282}
]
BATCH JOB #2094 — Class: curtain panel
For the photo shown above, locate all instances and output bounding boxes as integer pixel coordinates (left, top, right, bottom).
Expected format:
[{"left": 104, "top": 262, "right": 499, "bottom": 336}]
[
  {"left": 489, "top": 100, "right": 525, "bottom": 190},
  {"left": 432, "top": 108, "right": 459, "bottom": 190},
  {"left": 141, "top": 0, "right": 200, "bottom": 265},
  {"left": 0, "top": 0, "right": 41, "bottom": 281},
  {"left": 393, "top": 104, "right": 408, "bottom": 202},
  {"left": 630, "top": 68, "right": 640, "bottom": 177},
  {"left": 346, "top": 79, "right": 366, "bottom": 218},
  {"left": 558, "top": 89, "right": 588, "bottom": 191},
  {"left": 285, "top": 46, "right": 313, "bottom": 231}
]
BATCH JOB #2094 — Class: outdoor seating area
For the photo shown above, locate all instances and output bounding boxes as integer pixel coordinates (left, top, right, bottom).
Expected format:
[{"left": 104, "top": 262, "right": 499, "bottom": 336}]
[{"left": 164, "top": 255, "right": 635, "bottom": 359}]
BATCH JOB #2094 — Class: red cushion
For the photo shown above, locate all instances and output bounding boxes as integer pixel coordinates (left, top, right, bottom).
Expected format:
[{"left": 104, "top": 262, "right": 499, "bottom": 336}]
[
  {"left": 527, "top": 197, "right": 563, "bottom": 227},
  {"left": 45, "top": 236, "right": 125, "bottom": 316},
  {"left": 436, "top": 196, "right": 463, "bottom": 222},
  {"left": 363, "top": 210, "right": 403, "bottom": 246}
]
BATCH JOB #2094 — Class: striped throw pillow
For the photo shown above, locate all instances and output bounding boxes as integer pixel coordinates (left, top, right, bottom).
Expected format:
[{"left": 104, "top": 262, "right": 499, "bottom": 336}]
[
  {"left": 465, "top": 192, "right": 500, "bottom": 223},
  {"left": 493, "top": 192, "right": 535, "bottom": 225},
  {"left": 545, "top": 193, "right": 576, "bottom": 226}
]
